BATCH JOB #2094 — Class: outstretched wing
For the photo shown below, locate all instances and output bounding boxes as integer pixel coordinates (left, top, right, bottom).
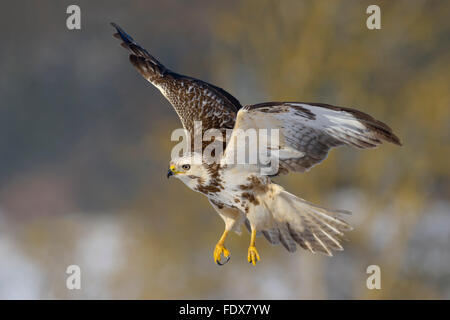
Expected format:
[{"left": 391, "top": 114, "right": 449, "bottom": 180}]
[
  {"left": 222, "top": 102, "right": 401, "bottom": 175},
  {"left": 111, "top": 23, "right": 241, "bottom": 141}
]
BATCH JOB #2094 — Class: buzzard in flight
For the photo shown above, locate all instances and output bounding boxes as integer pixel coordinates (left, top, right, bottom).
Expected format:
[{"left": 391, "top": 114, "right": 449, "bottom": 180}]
[{"left": 112, "top": 23, "right": 401, "bottom": 266}]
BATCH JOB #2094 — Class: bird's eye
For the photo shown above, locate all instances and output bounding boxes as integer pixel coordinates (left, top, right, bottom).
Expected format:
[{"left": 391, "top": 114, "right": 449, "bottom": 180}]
[{"left": 182, "top": 164, "right": 190, "bottom": 170}]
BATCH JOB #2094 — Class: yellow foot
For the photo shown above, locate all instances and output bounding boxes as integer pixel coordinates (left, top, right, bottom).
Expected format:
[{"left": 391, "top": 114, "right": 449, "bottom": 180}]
[
  {"left": 247, "top": 245, "right": 260, "bottom": 266},
  {"left": 213, "top": 244, "right": 230, "bottom": 266}
]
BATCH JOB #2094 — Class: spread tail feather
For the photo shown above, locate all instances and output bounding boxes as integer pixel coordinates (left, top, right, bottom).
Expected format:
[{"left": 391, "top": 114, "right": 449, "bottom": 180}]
[{"left": 263, "top": 189, "right": 352, "bottom": 255}]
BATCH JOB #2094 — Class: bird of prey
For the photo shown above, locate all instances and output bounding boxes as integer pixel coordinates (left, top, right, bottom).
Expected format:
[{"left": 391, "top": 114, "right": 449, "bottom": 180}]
[{"left": 112, "top": 23, "right": 401, "bottom": 266}]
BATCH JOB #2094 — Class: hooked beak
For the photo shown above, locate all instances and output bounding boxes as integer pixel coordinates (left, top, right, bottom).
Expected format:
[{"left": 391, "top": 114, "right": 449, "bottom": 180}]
[{"left": 167, "top": 165, "right": 177, "bottom": 178}]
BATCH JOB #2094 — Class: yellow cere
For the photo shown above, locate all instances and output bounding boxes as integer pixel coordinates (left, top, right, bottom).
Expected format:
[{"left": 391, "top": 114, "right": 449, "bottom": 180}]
[{"left": 170, "top": 165, "right": 182, "bottom": 174}]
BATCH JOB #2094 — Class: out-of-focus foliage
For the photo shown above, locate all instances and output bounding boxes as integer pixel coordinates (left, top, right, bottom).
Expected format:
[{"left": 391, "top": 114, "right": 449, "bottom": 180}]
[{"left": 0, "top": 1, "right": 448, "bottom": 299}]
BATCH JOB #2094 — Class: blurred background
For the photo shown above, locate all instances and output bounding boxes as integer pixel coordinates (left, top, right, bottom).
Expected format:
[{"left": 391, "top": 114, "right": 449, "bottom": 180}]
[{"left": 0, "top": 0, "right": 449, "bottom": 299}]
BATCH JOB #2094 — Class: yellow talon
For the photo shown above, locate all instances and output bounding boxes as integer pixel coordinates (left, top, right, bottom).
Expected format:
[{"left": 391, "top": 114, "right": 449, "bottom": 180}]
[
  {"left": 213, "top": 244, "right": 230, "bottom": 265},
  {"left": 247, "top": 228, "right": 260, "bottom": 266},
  {"left": 213, "top": 230, "right": 230, "bottom": 265},
  {"left": 247, "top": 245, "right": 260, "bottom": 266}
]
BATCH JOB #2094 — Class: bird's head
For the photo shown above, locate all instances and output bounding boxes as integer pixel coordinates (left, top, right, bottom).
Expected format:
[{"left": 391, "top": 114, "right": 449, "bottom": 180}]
[{"left": 167, "top": 153, "right": 210, "bottom": 189}]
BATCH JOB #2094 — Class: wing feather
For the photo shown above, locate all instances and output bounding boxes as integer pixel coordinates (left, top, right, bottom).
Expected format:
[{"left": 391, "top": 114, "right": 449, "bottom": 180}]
[
  {"left": 223, "top": 102, "right": 401, "bottom": 175},
  {"left": 111, "top": 23, "right": 241, "bottom": 141}
]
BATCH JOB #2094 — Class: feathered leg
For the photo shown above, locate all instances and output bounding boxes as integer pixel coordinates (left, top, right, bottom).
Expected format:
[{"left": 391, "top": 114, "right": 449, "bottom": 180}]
[{"left": 209, "top": 200, "right": 245, "bottom": 265}]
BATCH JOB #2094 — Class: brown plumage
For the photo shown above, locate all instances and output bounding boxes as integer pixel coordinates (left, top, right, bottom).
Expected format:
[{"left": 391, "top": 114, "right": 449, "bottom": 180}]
[{"left": 111, "top": 23, "right": 241, "bottom": 148}]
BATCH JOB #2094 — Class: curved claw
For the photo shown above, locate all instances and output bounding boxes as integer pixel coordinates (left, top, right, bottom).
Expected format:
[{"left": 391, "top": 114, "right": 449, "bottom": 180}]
[
  {"left": 214, "top": 244, "right": 231, "bottom": 266},
  {"left": 216, "top": 255, "right": 231, "bottom": 266}
]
